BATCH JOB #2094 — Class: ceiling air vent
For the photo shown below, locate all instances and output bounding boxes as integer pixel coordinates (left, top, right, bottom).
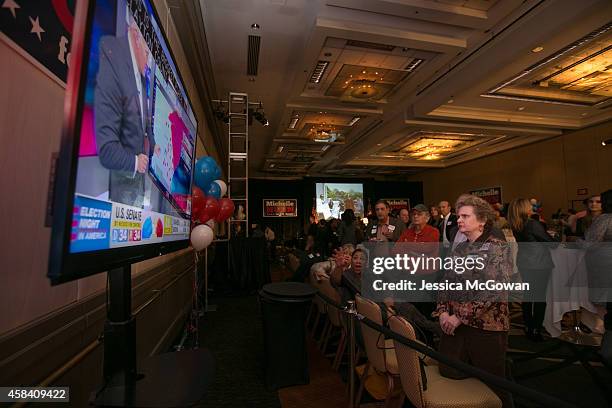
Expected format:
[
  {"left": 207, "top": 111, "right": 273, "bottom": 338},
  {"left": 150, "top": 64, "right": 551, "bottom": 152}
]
[
  {"left": 346, "top": 39, "right": 395, "bottom": 52},
  {"left": 247, "top": 35, "right": 261, "bottom": 76},
  {"left": 309, "top": 61, "right": 329, "bottom": 83},
  {"left": 404, "top": 58, "right": 424, "bottom": 72}
]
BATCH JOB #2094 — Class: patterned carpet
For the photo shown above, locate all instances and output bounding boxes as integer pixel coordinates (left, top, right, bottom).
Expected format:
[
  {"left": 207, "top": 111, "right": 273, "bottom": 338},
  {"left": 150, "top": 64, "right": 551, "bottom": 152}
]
[
  {"left": 195, "top": 294, "right": 281, "bottom": 408},
  {"left": 185, "top": 264, "right": 611, "bottom": 408}
]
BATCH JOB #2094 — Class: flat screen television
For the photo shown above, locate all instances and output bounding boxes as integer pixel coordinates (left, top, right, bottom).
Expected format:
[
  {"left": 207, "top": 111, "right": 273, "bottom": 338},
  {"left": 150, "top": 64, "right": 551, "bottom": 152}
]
[
  {"left": 48, "top": 0, "right": 198, "bottom": 285},
  {"left": 315, "top": 182, "right": 364, "bottom": 220}
]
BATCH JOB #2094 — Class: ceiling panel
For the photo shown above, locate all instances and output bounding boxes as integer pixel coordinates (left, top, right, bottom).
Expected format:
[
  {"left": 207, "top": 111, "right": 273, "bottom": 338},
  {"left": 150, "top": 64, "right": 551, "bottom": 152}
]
[{"left": 486, "top": 23, "right": 612, "bottom": 106}]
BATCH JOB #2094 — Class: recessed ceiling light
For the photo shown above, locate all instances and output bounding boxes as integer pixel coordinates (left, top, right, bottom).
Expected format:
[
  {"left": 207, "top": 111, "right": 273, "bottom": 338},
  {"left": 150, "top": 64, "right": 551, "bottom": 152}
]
[
  {"left": 517, "top": 106, "right": 525, "bottom": 111},
  {"left": 251, "top": 23, "right": 260, "bottom": 29},
  {"left": 531, "top": 46, "right": 544, "bottom": 53}
]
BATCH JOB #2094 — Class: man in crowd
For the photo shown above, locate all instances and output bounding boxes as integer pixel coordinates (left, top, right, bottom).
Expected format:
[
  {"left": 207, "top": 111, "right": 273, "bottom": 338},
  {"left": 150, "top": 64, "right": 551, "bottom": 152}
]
[
  {"left": 365, "top": 200, "right": 405, "bottom": 242},
  {"left": 399, "top": 208, "right": 410, "bottom": 228},
  {"left": 438, "top": 200, "right": 458, "bottom": 251}
]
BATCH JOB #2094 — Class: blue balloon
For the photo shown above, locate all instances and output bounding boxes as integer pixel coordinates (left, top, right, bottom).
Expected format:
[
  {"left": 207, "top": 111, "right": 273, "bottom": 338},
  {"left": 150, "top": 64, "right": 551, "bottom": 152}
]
[
  {"left": 142, "top": 217, "right": 153, "bottom": 239},
  {"left": 194, "top": 157, "right": 221, "bottom": 191},
  {"left": 205, "top": 182, "right": 221, "bottom": 199}
]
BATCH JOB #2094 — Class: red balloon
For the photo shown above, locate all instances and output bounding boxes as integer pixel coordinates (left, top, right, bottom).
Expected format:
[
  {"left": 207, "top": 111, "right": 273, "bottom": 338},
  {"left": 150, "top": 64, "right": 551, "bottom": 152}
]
[
  {"left": 215, "top": 198, "right": 235, "bottom": 222},
  {"left": 192, "top": 187, "right": 206, "bottom": 221},
  {"left": 199, "top": 197, "right": 220, "bottom": 224}
]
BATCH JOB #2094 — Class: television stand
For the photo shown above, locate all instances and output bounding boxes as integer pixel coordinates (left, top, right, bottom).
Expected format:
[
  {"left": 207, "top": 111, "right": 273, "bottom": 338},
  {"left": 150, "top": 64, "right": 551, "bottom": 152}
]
[{"left": 92, "top": 265, "right": 214, "bottom": 407}]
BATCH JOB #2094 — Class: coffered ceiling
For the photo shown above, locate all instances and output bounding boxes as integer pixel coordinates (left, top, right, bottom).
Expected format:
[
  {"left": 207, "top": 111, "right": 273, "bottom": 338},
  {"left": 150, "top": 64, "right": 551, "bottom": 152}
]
[{"left": 191, "top": 0, "right": 612, "bottom": 179}]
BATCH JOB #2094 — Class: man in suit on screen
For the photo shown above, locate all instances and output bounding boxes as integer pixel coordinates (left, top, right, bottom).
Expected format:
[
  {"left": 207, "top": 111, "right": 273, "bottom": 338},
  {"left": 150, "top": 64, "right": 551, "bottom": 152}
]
[{"left": 94, "top": 13, "right": 159, "bottom": 207}]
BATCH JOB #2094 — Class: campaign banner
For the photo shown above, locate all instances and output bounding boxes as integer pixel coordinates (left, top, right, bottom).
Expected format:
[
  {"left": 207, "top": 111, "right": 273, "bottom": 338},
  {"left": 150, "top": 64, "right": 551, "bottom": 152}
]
[
  {"left": 70, "top": 195, "right": 112, "bottom": 253},
  {"left": 381, "top": 199, "right": 410, "bottom": 212},
  {"left": 470, "top": 187, "right": 502, "bottom": 205},
  {"left": 263, "top": 199, "right": 298, "bottom": 217},
  {"left": 0, "top": 0, "right": 75, "bottom": 85}
]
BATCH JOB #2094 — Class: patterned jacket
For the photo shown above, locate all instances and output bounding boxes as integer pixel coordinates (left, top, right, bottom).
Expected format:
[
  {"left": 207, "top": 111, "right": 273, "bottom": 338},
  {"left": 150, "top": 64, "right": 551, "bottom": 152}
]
[{"left": 434, "top": 227, "right": 512, "bottom": 331}]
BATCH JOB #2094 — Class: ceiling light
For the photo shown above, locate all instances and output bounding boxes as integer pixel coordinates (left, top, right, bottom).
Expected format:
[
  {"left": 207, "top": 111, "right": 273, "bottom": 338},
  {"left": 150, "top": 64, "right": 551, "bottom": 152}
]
[
  {"left": 531, "top": 46, "right": 544, "bottom": 53},
  {"left": 251, "top": 23, "right": 260, "bottom": 29},
  {"left": 517, "top": 106, "right": 525, "bottom": 111},
  {"left": 309, "top": 61, "right": 329, "bottom": 83},
  {"left": 602, "top": 138, "right": 612, "bottom": 146},
  {"left": 288, "top": 116, "right": 299, "bottom": 129},
  {"left": 252, "top": 108, "right": 269, "bottom": 126},
  {"left": 348, "top": 116, "right": 360, "bottom": 126}
]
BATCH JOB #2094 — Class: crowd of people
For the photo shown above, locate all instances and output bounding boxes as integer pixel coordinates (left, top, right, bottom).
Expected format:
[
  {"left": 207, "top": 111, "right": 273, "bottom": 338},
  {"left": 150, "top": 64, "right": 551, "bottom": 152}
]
[{"left": 283, "top": 190, "right": 612, "bottom": 408}]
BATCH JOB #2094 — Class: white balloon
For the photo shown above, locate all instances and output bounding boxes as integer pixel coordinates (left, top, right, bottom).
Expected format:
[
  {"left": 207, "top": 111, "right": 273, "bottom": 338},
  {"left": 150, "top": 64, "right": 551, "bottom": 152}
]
[
  {"left": 205, "top": 219, "right": 215, "bottom": 228},
  {"left": 190, "top": 224, "right": 214, "bottom": 251},
  {"left": 214, "top": 180, "right": 227, "bottom": 197}
]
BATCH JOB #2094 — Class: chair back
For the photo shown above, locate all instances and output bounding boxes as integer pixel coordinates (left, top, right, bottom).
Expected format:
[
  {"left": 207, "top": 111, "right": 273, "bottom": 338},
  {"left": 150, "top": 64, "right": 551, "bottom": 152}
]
[
  {"left": 355, "top": 295, "right": 387, "bottom": 373},
  {"left": 388, "top": 315, "right": 425, "bottom": 408},
  {"left": 318, "top": 278, "right": 342, "bottom": 327}
]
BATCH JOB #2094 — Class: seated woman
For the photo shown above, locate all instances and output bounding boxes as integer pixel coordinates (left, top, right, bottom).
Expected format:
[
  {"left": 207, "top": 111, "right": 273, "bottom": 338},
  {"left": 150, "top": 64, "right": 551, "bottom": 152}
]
[
  {"left": 434, "top": 194, "right": 514, "bottom": 408},
  {"left": 330, "top": 247, "right": 365, "bottom": 303}
]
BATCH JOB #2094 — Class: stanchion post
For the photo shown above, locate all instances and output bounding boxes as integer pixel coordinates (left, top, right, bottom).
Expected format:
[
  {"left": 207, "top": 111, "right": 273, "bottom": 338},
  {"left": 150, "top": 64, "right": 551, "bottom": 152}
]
[{"left": 346, "top": 300, "right": 357, "bottom": 408}]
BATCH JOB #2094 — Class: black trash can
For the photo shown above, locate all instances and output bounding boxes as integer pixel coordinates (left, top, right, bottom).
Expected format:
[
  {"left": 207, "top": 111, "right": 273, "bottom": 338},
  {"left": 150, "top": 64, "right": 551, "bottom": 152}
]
[{"left": 259, "top": 282, "right": 317, "bottom": 390}]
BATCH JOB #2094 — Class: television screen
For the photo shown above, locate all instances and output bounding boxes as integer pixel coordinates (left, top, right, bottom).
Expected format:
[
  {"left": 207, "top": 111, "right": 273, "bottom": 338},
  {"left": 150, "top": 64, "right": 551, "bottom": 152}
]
[
  {"left": 48, "top": 0, "right": 197, "bottom": 284},
  {"left": 315, "top": 183, "right": 364, "bottom": 220}
]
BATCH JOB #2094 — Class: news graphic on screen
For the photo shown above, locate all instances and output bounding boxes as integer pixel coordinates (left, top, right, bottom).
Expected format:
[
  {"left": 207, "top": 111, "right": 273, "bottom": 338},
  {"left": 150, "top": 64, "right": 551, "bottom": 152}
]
[
  {"left": 315, "top": 183, "right": 364, "bottom": 220},
  {"left": 69, "top": 0, "right": 196, "bottom": 254}
]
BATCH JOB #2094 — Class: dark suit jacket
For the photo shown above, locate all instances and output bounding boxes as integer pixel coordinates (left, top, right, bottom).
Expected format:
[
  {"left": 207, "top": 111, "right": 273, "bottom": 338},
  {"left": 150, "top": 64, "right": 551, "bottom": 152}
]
[
  {"left": 95, "top": 35, "right": 155, "bottom": 173},
  {"left": 439, "top": 213, "right": 458, "bottom": 243},
  {"left": 513, "top": 218, "right": 558, "bottom": 271}
]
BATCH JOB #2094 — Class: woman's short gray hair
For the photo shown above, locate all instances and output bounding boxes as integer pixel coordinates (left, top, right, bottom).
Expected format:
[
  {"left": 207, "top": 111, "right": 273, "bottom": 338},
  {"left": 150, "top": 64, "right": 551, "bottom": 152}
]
[{"left": 455, "top": 194, "right": 495, "bottom": 226}]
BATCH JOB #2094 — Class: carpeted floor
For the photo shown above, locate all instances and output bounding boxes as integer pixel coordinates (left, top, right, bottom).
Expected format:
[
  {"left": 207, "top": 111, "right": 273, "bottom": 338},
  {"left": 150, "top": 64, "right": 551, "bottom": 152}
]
[
  {"left": 187, "top": 262, "right": 612, "bottom": 408},
  {"left": 508, "top": 329, "right": 612, "bottom": 407},
  {"left": 196, "top": 294, "right": 281, "bottom": 408}
]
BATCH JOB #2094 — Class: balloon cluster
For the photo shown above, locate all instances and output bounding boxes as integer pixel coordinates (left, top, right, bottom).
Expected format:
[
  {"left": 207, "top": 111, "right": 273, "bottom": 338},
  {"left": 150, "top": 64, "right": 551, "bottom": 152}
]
[
  {"left": 190, "top": 157, "right": 235, "bottom": 251},
  {"left": 530, "top": 198, "right": 542, "bottom": 214}
]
